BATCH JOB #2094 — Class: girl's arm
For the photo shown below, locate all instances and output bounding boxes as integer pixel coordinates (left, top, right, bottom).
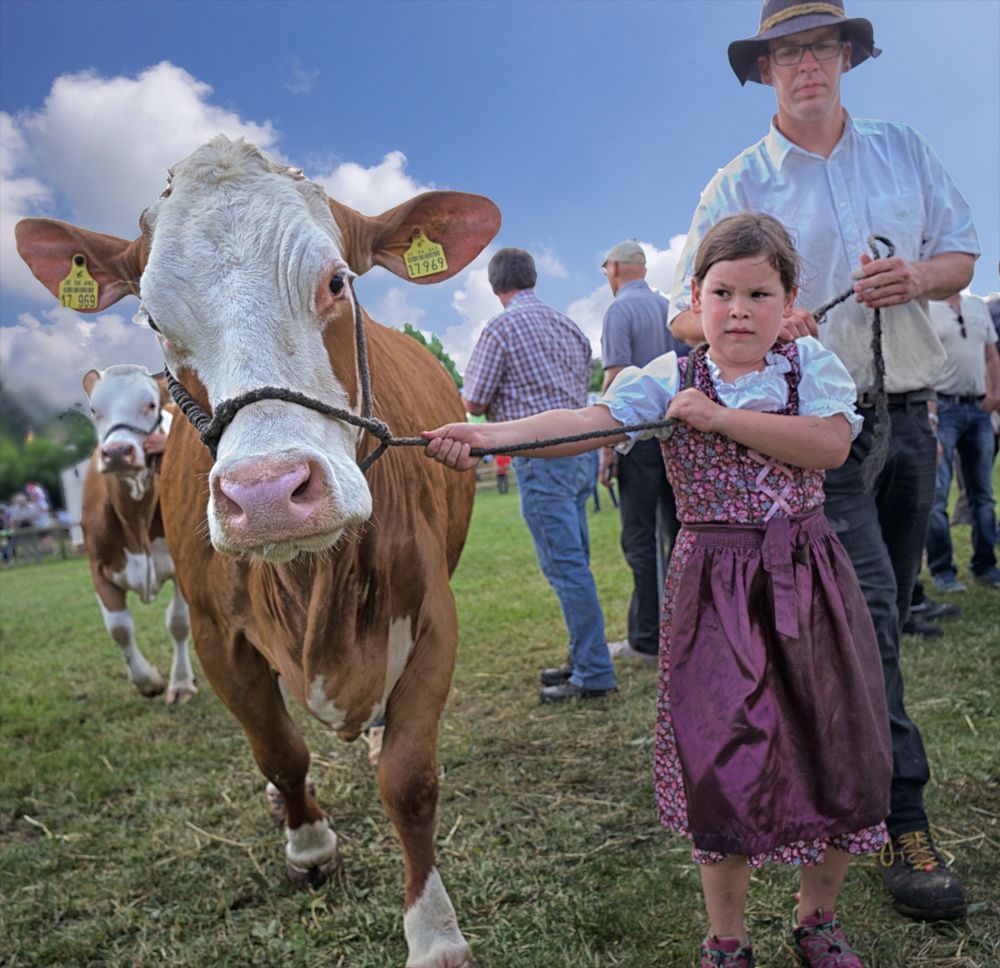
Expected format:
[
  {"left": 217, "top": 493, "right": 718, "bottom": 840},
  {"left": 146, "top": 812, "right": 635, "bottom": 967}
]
[
  {"left": 422, "top": 404, "right": 627, "bottom": 471},
  {"left": 667, "top": 389, "right": 851, "bottom": 469}
]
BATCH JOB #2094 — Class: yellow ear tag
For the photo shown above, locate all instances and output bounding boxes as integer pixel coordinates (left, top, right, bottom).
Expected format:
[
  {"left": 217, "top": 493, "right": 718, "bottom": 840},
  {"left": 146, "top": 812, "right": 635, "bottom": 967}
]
[
  {"left": 403, "top": 230, "right": 448, "bottom": 279},
  {"left": 59, "top": 254, "right": 100, "bottom": 310}
]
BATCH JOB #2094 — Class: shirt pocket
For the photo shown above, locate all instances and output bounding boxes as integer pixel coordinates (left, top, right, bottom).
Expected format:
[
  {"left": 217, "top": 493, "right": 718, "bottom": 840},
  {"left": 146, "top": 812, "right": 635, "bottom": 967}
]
[{"left": 866, "top": 193, "right": 924, "bottom": 263}]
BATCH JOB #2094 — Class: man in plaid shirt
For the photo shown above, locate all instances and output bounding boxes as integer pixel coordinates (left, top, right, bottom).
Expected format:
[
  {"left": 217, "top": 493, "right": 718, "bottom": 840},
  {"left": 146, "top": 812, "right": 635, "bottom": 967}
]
[{"left": 463, "top": 248, "right": 617, "bottom": 703}]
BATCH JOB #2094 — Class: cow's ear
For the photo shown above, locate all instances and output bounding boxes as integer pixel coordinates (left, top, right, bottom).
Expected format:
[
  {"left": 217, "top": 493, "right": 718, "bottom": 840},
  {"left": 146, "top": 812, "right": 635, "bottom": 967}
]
[
  {"left": 15, "top": 218, "right": 148, "bottom": 312},
  {"left": 82, "top": 369, "right": 102, "bottom": 397},
  {"left": 328, "top": 192, "right": 500, "bottom": 285}
]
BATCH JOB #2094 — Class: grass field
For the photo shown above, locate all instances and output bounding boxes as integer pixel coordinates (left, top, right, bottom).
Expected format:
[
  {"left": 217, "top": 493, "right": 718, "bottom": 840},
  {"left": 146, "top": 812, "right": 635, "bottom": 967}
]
[{"left": 1, "top": 487, "right": 998, "bottom": 967}]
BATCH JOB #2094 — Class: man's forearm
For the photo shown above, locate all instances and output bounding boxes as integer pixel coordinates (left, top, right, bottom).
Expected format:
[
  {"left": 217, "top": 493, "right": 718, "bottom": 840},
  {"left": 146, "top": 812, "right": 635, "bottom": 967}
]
[
  {"left": 916, "top": 252, "right": 975, "bottom": 301},
  {"left": 669, "top": 309, "right": 705, "bottom": 346}
]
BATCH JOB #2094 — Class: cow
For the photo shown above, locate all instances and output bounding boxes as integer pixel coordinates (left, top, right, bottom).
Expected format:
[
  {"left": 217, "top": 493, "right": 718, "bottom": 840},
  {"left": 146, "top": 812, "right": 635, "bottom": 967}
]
[
  {"left": 16, "top": 135, "right": 499, "bottom": 967},
  {"left": 81, "top": 364, "right": 196, "bottom": 705}
]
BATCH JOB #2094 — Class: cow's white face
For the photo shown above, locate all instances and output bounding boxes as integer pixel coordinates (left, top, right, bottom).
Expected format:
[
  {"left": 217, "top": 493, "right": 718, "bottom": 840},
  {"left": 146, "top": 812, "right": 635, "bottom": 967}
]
[
  {"left": 85, "top": 365, "right": 163, "bottom": 479},
  {"left": 137, "top": 139, "right": 372, "bottom": 561}
]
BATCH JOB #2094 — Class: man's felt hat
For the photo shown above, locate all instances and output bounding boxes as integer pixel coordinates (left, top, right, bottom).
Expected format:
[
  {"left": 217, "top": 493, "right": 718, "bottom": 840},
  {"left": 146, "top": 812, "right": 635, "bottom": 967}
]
[
  {"left": 602, "top": 240, "right": 646, "bottom": 267},
  {"left": 728, "top": 0, "right": 881, "bottom": 86}
]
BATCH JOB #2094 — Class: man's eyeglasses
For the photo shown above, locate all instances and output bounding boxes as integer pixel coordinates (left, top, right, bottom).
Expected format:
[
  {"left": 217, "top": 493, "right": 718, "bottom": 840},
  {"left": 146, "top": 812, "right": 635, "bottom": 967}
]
[
  {"left": 956, "top": 312, "right": 967, "bottom": 338},
  {"left": 769, "top": 38, "right": 844, "bottom": 66}
]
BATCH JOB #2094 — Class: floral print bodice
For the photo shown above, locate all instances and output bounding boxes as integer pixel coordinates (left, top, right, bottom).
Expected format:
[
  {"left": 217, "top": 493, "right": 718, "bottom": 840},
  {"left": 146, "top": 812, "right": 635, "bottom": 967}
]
[{"left": 663, "top": 342, "right": 826, "bottom": 525}]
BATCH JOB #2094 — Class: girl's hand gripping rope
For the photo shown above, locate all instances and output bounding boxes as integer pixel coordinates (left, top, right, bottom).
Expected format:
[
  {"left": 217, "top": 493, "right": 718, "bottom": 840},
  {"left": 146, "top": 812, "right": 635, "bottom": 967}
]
[{"left": 422, "top": 423, "right": 488, "bottom": 471}]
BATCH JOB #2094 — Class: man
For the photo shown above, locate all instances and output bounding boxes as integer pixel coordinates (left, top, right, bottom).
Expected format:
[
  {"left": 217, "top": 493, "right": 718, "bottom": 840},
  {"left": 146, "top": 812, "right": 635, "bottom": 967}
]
[
  {"left": 925, "top": 293, "right": 1000, "bottom": 592},
  {"left": 462, "top": 247, "right": 617, "bottom": 703},
  {"left": 599, "top": 240, "right": 685, "bottom": 664},
  {"left": 668, "top": 0, "right": 978, "bottom": 922}
]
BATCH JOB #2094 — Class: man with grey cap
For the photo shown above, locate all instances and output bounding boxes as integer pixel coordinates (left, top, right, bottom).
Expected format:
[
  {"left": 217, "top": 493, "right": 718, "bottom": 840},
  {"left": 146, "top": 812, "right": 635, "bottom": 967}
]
[
  {"left": 668, "top": 0, "right": 978, "bottom": 929},
  {"left": 599, "top": 240, "right": 686, "bottom": 665}
]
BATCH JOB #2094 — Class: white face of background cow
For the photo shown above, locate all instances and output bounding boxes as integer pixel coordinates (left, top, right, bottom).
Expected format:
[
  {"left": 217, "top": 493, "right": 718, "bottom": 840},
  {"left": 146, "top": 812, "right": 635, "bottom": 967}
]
[
  {"left": 84, "top": 364, "right": 164, "bottom": 482},
  {"left": 138, "top": 140, "right": 371, "bottom": 561}
]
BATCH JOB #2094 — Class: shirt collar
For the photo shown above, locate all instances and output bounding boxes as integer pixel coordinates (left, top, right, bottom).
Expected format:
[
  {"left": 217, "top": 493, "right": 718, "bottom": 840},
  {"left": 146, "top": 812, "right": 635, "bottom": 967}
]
[
  {"left": 506, "top": 289, "right": 540, "bottom": 311},
  {"left": 617, "top": 279, "right": 650, "bottom": 295},
  {"left": 763, "top": 109, "right": 858, "bottom": 166}
]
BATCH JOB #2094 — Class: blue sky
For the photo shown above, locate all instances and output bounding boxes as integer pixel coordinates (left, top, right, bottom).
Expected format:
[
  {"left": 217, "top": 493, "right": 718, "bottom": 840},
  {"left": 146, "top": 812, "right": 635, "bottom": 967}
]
[{"left": 2, "top": 0, "right": 997, "bottom": 414}]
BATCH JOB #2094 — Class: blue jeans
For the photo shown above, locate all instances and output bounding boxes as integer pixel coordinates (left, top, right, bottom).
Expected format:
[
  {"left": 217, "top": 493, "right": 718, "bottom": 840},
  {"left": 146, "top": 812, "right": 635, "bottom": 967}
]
[
  {"left": 824, "top": 398, "right": 937, "bottom": 834},
  {"left": 926, "top": 400, "right": 998, "bottom": 579},
  {"left": 515, "top": 453, "right": 616, "bottom": 691}
]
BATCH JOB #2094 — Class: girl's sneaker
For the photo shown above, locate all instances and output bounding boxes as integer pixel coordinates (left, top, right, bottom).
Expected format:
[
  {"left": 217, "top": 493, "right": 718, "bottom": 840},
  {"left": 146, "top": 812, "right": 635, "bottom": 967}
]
[
  {"left": 700, "top": 935, "right": 755, "bottom": 967},
  {"left": 791, "top": 908, "right": 864, "bottom": 967}
]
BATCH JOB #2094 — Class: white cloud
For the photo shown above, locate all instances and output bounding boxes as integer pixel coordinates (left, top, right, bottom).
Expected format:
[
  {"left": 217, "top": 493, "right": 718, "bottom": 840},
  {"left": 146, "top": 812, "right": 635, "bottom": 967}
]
[
  {"left": 2, "top": 62, "right": 278, "bottom": 303},
  {"left": 566, "top": 236, "right": 688, "bottom": 356},
  {"left": 375, "top": 287, "right": 428, "bottom": 330},
  {"left": 532, "top": 244, "right": 568, "bottom": 279},
  {"left": 0, "top": 307, "right": 164, "bottom": 412},
  {"left": 314, "top": 150, "right": 436, "bottom": 215},
  {"left": 566, "top": 286, "right": 614, "bottom": 350},
  {"left": 445, "top": 247, "right": 500, "bottom": 370}
]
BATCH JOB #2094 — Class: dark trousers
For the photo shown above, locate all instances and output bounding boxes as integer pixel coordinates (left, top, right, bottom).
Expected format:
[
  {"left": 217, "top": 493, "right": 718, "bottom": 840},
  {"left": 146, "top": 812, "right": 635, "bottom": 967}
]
[
  {"left": 823, "top": 399, "right": 937, "bottom": 834},
  {"left": 616, "top": 438, "right": 679, "bottom": 656}
]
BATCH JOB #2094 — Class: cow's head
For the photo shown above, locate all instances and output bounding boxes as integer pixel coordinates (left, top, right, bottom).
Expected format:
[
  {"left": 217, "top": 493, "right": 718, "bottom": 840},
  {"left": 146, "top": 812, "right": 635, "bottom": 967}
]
[
  {"left": 83, "top": 364, "right": 169, "bottom": 483},
  {"left": 17, "top": 136, "right": 500, "bottom": 561}
]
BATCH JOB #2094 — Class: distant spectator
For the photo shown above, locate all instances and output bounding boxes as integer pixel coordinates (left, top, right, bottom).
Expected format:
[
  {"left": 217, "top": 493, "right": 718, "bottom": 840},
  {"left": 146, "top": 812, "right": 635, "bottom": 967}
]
[{"left": 925, "top": 293, "right": 1000, "bottom": 592}]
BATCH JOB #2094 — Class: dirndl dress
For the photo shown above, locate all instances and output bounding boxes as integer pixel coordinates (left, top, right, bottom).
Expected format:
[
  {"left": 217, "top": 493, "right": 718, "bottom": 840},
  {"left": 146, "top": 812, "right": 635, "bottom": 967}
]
[{"left": 653, "top": 342, "right": 891, "bottom": 865}]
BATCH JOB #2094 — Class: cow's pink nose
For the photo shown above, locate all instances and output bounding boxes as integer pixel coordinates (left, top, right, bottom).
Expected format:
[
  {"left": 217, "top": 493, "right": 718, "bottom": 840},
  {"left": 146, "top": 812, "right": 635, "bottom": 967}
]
[
  {"left": 101, "top": 442, "right": 137, "bottom": 468},
  {"left": 214, "top": 458, "right": 327, "bottom": 538}
]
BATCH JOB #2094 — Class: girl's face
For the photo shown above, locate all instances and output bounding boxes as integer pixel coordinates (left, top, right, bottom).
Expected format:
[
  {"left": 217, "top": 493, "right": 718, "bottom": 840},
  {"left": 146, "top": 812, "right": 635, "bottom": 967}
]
[{"left": 691, "top": 255, "right": 796, "bottom": 381}]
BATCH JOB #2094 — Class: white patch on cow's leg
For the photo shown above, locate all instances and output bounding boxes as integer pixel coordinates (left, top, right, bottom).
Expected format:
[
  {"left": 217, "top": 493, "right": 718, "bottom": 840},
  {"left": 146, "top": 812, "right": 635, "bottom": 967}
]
[
  {"left": 99, "top": 601, "right": 165, "bottom": 697},
  {"left": 284, "top": 816, "right": 341, "bottom": 888},
  {"left": 164, "top": 585, "right": 196, "bottom": 704},
  {"left": 403, "top": 868, "right": 471, "bottom": 968}
]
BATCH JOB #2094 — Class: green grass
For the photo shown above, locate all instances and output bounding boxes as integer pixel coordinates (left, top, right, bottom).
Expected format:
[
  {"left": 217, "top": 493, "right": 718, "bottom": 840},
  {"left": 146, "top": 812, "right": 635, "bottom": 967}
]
[{"left": 1, "top": 489, "right": 998, "bottom": 967}]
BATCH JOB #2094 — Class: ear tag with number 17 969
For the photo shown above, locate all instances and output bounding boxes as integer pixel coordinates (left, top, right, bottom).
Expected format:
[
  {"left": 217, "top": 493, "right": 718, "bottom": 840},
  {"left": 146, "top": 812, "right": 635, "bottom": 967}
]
[
  {"left": 59, "top": 254, "right": 100, "bottom": 310},
  {"left": 403, "top": 230, "right": 448, "bottom": 279}
]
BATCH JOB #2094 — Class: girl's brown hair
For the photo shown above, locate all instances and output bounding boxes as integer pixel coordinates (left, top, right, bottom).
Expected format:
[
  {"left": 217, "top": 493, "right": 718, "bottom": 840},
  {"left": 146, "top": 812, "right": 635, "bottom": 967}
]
[{"left": 693, "top": 212, "right": 799, "bottom": 293}]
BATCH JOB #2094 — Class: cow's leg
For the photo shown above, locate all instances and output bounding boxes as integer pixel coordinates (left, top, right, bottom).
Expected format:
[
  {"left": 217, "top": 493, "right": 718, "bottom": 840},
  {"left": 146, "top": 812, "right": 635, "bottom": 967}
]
[
  {"left": 93, "top": 570, "right": 165, "bottom": 697},
  {"left": 192, "top": 622, "right": 339, "bottom": 887},
  {"left": 378, "top": 610, "right": 470, "bottom": 967},
  {"left": 163, "top": 583, "right": 197, "bottom": 704}
]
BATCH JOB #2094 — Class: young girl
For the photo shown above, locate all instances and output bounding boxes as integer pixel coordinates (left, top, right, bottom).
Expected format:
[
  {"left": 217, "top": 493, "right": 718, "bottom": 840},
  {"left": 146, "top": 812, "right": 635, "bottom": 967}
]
[{"left": 423, "top": 213, "right": 891, "bottom": 968}]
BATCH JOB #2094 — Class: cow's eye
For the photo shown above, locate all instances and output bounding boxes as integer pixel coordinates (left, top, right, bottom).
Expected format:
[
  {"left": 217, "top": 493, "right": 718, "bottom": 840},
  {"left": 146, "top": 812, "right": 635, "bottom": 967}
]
[
  {"left": 329, "top": 273, "right": 346, "bottom": 296},
  {"left": 146, "top": 316, "right": 162, "bottom": 334}
]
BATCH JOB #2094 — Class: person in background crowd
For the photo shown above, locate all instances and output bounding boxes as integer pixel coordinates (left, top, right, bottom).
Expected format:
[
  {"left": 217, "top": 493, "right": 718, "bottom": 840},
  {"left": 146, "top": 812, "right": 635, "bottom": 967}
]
[
  {"left": 924, "top": 293, "right": 1000, "bottom": 592},
  {"left": 668, "top": 0, "right": 978, "bottom": 925},
  {"left": 599, "top": 239, "right": 687, "bottom": 666},
  {"left": 461, "top": 247, "right": 617, "bottom": 703}
]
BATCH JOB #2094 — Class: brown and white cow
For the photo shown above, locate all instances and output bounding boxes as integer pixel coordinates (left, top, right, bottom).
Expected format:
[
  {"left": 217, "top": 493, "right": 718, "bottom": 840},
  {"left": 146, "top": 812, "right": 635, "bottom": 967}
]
[
  {"left": 17, "top": 136, "right": 499, "bottom": 967},
  {"left": 81, "top": 364, "right": 196, "bottom": 704}
]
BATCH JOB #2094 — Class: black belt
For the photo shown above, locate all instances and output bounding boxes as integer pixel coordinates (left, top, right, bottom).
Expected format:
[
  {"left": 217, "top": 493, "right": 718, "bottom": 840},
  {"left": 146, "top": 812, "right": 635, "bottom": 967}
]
[
  {"left": 857, "top": 388, "right": 934, "bottom": 409},
  {"left": 936, "top": 392, "right": 985, "bottom": 405}
]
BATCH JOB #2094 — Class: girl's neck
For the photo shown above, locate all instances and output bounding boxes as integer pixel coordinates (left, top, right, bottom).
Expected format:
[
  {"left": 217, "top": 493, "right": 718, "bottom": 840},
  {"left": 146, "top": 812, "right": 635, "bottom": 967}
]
[{"left": 706, "top": 349, "right": 768, "bottom": 385}]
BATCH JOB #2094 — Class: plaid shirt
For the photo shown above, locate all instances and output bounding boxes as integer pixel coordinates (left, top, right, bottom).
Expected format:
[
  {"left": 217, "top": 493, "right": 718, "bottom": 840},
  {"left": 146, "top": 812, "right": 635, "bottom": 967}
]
[{"left": 463, "top": 289, "right": 593, "bottom": 421}]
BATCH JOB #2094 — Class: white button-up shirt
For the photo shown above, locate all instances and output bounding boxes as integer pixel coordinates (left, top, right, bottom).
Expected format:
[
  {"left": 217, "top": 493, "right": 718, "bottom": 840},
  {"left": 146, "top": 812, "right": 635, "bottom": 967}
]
[{"left": 669, "top": 114, "right": 980, "bottom": 395}]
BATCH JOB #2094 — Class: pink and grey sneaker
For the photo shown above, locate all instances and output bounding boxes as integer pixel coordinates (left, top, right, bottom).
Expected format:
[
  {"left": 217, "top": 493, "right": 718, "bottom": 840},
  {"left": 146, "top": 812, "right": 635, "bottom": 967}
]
[
  {"left": 700, "top": 935, "right": 755, "bottom": 967},
  {"left": 791, "top": 908, "right": 864, "bottom": 967}
]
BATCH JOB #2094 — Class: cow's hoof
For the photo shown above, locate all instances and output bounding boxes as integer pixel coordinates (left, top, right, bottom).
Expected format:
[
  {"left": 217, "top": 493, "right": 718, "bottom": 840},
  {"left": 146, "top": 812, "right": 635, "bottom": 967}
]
[
  {"left": 405, "top": 945, "right": 475, "bottom": 968},
  {"left": 166, "top": 685, "right": 197, "bottom": 705},
  {"left": 285, "top": 851, "right": 341, "bottom": 890},
  {"left": 134, "top": 673, "right": 167, "bottom": 698}
]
